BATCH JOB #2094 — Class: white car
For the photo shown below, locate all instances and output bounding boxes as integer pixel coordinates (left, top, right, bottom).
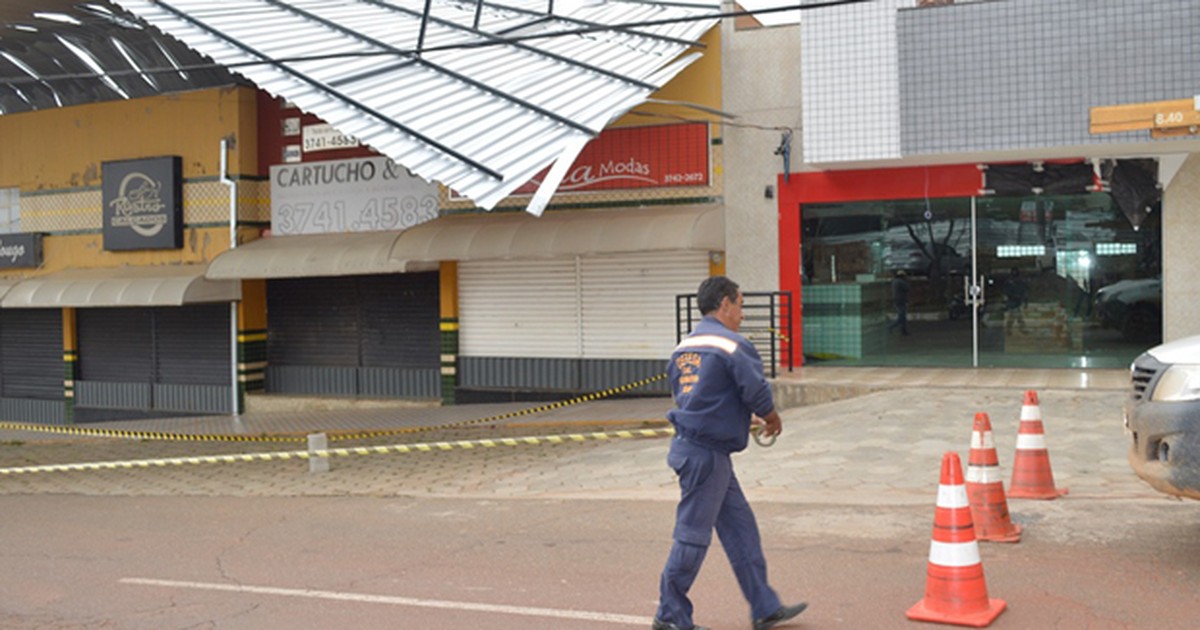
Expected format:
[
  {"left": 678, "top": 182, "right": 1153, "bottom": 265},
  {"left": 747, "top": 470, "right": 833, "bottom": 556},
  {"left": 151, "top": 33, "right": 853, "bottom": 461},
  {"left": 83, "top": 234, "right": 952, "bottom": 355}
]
[{"left": 1124, "top": 335, "right": 1200, "bottom": 500}]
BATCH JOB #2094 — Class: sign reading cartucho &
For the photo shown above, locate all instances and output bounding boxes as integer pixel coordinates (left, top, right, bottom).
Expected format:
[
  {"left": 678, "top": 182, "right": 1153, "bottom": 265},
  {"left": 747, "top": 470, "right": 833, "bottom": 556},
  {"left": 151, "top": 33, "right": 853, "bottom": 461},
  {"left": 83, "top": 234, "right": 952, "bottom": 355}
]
[
  {"left": 0, "top": 232, "right": 43, "bottom": 269},
  {"left": 102, "top": 156, "right": 183, "bottom": 251}
]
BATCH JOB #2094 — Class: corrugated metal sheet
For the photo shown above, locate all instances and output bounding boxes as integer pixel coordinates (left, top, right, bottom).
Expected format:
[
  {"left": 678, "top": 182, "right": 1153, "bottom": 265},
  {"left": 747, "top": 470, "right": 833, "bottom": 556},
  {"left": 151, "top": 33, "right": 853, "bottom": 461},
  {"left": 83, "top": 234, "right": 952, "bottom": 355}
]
[
  {"left": 75, "top": 381, "right": 153, "bottom": 410},
  {"left": 111, "top": 0, "right": 720, "bottom": 212},
  {"left": 0, "top": 398, "right": 68, "bottom": 425}
]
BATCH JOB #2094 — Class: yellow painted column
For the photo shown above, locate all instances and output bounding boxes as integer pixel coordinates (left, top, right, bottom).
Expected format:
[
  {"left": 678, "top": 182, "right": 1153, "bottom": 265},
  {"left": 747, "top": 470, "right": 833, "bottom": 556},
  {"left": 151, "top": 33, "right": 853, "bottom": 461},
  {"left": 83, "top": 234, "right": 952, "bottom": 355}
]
[
  {"left": 62, "top": 307, "right": 77, "bottom": 424},
  {"left": 238, "top": 280, "right": 268, "bottom": 396},
  {"left": 439, "top": 261, "right": 459, "bottom": 405}
]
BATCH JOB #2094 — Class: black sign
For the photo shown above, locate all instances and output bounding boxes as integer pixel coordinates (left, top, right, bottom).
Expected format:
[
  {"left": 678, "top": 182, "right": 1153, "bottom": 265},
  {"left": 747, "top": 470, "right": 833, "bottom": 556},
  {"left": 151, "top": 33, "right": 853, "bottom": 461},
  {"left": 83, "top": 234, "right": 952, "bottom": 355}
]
[
  {"left": 102, "top": 156, "right": 183, "bottom": 251},
  {"left": 0, "top": 233, "right": 43, "bottom": 269}
]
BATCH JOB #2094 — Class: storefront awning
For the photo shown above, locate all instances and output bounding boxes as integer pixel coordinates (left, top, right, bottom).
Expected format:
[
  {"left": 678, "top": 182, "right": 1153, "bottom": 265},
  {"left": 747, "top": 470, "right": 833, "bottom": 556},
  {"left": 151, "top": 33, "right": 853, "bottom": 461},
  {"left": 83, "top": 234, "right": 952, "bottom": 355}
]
[
  {"left": 206, "top": 205, "right": 723, "bottom": 280},
  {"left": 2, "top": 265, "right": 241, "bottom": 308}
]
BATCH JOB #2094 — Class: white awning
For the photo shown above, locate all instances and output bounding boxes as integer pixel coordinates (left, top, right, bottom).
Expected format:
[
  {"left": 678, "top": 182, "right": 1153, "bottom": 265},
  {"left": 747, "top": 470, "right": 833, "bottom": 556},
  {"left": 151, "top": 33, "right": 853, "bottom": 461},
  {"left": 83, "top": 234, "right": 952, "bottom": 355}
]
[
  {"left": 111, "top": 0, "right": 721, "bottom": 213},
  {"left": 206, "top": 205, "right": 723, "bottom": 280},
  {"left": 206, "top": 231, "right": 415, "bottom": 280},
  {"left": 2, "top": 265, "right": 241, "bottom": 308}
]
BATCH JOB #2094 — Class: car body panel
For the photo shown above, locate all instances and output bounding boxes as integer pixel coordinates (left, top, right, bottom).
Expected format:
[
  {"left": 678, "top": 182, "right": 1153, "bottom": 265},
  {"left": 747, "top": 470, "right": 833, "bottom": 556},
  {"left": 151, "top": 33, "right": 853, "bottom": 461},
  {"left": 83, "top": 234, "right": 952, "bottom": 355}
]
[{"left": 1125, "top": 338, "right": 1200, "bottom": 500}]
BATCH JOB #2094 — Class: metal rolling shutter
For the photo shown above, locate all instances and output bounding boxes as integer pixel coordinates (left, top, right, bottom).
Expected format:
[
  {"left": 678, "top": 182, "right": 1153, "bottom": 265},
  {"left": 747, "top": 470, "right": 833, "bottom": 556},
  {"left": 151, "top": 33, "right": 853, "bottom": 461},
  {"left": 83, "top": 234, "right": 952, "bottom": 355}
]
[
  {"left": 459, "top": 259, "right": 581, "bottom": 359},
  {"left": 359, "top": 272, "right": 440, "bottom": 397},
  {"left": 580, "top": 252, "right": 709, "bottom": 360},
  {"left": 155, "top": 304, "right": 230, "bottom": 385},
  {"left": 360, "top": 272, "right": 439, "bottom": 369},
  {"left": 78, "top": 308, "right": 154, "bottom": 381},
  {"left": 267, "top": 277, "right": 361, "bottom": 367},
  {"left": 77, "top": 308, "right": 154, "bottom": 410},
  {"left": 1, "top": 309, "right": 63, "bottom": 399}
]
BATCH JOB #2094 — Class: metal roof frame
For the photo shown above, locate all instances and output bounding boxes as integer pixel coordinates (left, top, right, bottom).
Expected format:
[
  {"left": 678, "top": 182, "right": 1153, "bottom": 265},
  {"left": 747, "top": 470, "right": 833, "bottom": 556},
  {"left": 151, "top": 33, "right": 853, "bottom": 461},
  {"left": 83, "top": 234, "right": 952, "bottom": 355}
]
[{"left": 110, "top": 0, "right": 720, "bottom": 213}]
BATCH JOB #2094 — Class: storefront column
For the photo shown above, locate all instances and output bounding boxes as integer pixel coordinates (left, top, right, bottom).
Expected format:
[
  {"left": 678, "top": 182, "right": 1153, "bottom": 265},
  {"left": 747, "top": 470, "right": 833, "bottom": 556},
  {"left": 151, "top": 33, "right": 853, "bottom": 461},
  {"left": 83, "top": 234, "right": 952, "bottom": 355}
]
[
  {"left": 709, "top": 250, "right": 726, "bottom": 277},
  {"left": 62, "top": 307, "right": 77, "bottom": 424},
  {"left": 238, "top": 280, "right": 268, "bottom": 406},
  {"left": 439, "top": 261, "right": 459, "bottom": 406}
]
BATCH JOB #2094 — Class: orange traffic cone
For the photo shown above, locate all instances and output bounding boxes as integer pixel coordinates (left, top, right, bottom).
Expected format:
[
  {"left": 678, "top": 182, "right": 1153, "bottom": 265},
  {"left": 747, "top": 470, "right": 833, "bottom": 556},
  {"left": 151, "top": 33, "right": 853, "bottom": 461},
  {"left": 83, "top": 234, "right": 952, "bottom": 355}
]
[
  {"left": 1008, "top": 391, "right": 1068, "bottom": 500},
  {"left": 907, "top": 452, "right": 1006, "bottom": 627},
  {"left": 965, "top": 413, "right": 1022, "bottom": 543}
]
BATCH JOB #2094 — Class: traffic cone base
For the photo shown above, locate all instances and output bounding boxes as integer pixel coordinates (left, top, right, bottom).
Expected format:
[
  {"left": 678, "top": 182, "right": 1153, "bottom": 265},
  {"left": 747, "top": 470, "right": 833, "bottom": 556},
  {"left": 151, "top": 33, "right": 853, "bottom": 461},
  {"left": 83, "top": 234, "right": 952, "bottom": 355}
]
[
  {"left": 966, "top": 483, "right": 1024, "bottom": 542},
  {"left": 907, "top": 597, "right": 1007, "bottom": 628}
]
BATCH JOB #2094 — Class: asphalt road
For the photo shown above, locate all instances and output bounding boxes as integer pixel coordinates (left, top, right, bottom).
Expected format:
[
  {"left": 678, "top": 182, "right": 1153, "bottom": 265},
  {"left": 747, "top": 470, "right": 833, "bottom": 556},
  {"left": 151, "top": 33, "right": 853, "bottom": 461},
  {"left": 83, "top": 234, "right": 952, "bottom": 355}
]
[
  {"left": 2, "top": 493, "right": 1199, "bottom": 629},
  {"left": 3, "top": 386, "right": 1200, "bottom": 629}
]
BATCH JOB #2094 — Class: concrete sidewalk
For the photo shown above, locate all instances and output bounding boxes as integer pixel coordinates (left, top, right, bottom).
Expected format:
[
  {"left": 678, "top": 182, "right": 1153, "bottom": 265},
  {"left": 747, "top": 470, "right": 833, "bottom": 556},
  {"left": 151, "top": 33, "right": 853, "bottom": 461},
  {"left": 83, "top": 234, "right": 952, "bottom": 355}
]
[{"left": 0, "top": 369, "right": 1150, "bottom": 517}]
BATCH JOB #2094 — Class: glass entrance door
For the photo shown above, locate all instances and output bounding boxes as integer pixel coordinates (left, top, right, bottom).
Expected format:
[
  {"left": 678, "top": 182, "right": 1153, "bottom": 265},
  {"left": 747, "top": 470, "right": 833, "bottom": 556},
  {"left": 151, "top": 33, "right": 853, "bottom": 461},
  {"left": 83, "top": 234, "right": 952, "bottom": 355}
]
[{"left": 800, "top": 192, "right": 1161, "bottom": 368}]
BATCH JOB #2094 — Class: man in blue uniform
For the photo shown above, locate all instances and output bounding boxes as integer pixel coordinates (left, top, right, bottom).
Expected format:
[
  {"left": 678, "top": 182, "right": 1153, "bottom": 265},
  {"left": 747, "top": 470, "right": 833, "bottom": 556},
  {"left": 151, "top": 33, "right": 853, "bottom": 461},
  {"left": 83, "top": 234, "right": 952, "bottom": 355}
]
[{"left": 652, "top": 276, "right": 807, "bottom": 630}]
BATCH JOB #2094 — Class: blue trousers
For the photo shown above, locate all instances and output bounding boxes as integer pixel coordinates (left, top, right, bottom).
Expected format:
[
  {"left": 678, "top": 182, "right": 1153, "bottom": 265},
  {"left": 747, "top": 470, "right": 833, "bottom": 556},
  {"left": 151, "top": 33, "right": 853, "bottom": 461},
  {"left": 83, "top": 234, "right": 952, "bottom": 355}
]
[{"left": 656, "top": 437, "right": 781, "bottom": 627}]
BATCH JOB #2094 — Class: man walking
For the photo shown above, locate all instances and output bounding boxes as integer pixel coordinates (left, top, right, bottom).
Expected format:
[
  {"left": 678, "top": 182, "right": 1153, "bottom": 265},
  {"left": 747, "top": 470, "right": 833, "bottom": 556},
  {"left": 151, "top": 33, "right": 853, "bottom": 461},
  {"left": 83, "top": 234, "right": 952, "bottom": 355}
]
[{"left": 653, "top": 276, "right": 807, "bottom": 630}]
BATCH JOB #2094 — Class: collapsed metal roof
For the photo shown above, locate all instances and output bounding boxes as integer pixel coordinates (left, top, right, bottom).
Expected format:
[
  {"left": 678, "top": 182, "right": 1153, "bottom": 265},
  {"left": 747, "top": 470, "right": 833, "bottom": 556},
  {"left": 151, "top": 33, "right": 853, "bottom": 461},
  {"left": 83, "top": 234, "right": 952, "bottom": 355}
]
[
  {"left": 0, "top": 1, "right": 241, "bottom": 114},
  {"left": 108, "top": 0, "right": 721, "bottom": 213}
]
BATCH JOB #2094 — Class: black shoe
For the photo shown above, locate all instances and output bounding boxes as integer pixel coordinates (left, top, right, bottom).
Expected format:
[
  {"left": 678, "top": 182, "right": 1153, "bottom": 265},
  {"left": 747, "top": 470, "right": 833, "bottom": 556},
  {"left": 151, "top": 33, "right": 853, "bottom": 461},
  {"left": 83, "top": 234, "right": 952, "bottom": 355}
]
[
  {"left": 753, "top": 602, "right": 808, "bottom": 630},
  {"left": 651, "top": 618, "right": 710, "bottom": 630}
]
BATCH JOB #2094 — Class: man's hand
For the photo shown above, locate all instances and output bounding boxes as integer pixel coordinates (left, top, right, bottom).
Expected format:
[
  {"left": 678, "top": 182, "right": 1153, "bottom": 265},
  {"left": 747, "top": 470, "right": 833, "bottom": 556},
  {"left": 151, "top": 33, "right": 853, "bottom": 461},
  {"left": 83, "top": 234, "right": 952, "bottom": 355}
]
[{"left": 754, "top": 410, "right": 783, "bottom": 438}]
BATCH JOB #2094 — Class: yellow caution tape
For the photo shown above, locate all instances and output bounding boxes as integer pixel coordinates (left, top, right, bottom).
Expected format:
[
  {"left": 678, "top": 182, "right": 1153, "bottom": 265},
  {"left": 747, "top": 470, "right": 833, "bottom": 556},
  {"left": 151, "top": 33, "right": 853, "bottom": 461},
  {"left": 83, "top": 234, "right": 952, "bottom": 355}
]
[
  {"left": 0, "top": 374, "right": 668, "bottom": 445},
  {"left": 329, "top": 373, "right": 668, "bottom": 442},
  {"left": 0, "top": 422, "right": 305, "bottom": 443},
  {"left": 0, "top": 427, "right": 677, "bottom": 476}
]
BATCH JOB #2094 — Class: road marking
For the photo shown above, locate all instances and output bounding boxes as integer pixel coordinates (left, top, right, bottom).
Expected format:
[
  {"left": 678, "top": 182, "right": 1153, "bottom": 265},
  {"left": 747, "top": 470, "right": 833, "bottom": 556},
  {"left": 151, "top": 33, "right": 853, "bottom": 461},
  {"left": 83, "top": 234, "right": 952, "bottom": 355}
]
[{"left": 120, "top": 577, "right": 648, "bottom": 625}]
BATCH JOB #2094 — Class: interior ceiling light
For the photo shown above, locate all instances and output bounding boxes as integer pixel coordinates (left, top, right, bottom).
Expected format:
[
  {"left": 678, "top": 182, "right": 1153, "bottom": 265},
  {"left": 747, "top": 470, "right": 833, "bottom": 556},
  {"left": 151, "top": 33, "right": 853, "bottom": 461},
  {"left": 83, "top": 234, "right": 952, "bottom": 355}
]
[
  {"left": 33, "top": 12, "right": 84, "bottom": 26},
  {"left": 11, "top": 24, "right": 39, "bottom": 33}
]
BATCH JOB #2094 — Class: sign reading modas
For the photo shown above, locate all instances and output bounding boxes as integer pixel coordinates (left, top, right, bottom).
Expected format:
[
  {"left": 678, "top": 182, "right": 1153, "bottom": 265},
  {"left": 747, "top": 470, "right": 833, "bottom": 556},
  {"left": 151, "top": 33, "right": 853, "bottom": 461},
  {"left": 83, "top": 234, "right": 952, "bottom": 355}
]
[
  {"left": 102, "top": 156, "right": 183, "bottom": 251},
  {"left": 0, "top": 233, "right": 43, "bottom": 269}
]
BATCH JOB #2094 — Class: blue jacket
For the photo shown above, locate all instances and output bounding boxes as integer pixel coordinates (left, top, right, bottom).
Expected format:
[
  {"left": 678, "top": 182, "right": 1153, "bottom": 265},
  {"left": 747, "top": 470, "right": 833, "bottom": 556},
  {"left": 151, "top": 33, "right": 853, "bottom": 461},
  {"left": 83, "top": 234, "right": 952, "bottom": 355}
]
[{"left": 667, "top": 316, "right": 776, "bottom": 453}]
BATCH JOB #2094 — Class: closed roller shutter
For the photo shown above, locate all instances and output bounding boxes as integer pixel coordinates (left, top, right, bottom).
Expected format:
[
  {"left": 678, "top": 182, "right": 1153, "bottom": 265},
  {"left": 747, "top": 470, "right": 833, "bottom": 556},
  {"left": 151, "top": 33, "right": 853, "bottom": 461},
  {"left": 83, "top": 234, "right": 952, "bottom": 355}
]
[
  {"left": 360, "top": 272, "right": 439, "bottom": 369},
  {"left": 1, "top": 309, "right": 63, "bottom": 399},
  {"left": 267, "top": 274, "right": 440, "bottom": 397},
  {"left": 580, "top": 252, "right": 709, "bottom": 360},
  {"left": 156, "top": 304, "right": 230, "bottom": 385},
  {"left": 459, "top": 259, "right": 580, "bottom": 359},
  {"left": 78, "top": 308, "right": 153, "bottom": 381},
  {"left": 267, "top": 277, "right": 360, "bottom": 367}
]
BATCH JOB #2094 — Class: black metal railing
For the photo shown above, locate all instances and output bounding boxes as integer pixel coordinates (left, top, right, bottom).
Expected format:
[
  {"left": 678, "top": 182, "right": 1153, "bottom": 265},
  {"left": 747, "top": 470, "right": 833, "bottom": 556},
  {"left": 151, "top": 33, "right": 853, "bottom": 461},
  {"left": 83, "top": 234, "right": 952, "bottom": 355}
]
[{"left": 675, "top": 291, "right": 794, "bottom": 377}]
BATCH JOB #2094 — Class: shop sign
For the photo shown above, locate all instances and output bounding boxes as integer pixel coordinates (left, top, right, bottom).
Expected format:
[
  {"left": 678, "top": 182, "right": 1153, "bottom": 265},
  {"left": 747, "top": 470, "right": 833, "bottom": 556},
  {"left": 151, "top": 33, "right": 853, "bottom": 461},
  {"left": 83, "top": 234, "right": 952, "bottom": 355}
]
[
  {"left": 0, "top": 232, "right": 43, "bottom": 269},
  {"left": 302, "top": 123, "right": 360, "bottom": 153},
  {"left": 451, "top": 122, "right": 710, "bottom": 201},
  {"left": 270, "top": 156, "right": 440, "bottom": 235},
  {"left": 102, "top": 156, "right": 183, "bottom": 251}
]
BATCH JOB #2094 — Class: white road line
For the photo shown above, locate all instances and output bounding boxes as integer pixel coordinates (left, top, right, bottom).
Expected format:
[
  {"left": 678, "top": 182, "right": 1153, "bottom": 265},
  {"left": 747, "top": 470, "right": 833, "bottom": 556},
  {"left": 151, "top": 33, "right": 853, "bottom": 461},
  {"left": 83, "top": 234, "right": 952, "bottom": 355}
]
[{"left": 120, "top": 578, "right": 647, "bottom": 626}]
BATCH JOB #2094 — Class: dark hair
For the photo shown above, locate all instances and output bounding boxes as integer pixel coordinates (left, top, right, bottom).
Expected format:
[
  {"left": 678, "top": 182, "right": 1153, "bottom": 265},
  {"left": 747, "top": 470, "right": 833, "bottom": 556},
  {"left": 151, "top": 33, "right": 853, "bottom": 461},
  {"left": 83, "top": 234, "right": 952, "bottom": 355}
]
[{"left": 698, "top": 276, "right": 740, "bottom": 315}]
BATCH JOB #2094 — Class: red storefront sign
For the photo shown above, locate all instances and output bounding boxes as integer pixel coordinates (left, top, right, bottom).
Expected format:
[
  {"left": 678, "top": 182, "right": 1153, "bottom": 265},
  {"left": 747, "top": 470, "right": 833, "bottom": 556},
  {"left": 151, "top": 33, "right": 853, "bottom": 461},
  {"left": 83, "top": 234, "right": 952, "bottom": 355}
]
[{"left": 453, "top": 122, "right": 710, "bottom": 199}]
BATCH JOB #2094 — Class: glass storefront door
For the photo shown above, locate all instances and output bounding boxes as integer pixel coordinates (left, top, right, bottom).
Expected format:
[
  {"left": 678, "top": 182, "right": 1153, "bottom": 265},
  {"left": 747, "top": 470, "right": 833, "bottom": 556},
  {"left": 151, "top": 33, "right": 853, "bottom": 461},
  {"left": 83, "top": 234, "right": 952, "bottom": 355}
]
[{"left": 800, "top": 191, "right": 1161, "bottom": 368}]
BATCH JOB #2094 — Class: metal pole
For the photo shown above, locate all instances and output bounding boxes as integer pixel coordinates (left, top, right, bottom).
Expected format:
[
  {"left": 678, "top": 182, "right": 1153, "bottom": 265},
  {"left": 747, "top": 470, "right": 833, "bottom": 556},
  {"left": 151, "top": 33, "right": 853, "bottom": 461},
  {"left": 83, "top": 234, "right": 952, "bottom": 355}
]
[
  {"left": 220, "top": 139, "right": 240, "bottom": 416},
  {"left": 971, "top": 196, "right": 979, "bottom": 368}
]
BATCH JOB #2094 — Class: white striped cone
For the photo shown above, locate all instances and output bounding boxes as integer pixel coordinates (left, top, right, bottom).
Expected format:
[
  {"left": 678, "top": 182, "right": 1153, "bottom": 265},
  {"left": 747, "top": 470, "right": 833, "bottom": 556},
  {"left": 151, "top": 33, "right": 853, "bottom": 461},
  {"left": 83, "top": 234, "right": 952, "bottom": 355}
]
[
  {"left": 1009, "top": 391, "right": 1068, "bottom": 499},
  {"left": 965, "top": 413, "right": 1022, "bottom": 542},
  {"left": 907, "top": 451, "right": 1006, "bottom": 627}
]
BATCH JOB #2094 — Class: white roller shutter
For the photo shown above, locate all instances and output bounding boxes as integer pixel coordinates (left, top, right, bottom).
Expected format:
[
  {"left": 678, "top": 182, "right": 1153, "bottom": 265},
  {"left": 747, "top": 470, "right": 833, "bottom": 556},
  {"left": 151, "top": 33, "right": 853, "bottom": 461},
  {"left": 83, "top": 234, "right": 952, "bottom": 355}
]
[
  {"left": 459, "top": 259, "right": 580, "bottom": 358},
  {"left": 581, "top": 252, "right": 709, "bottom": 360},
  {"left": 460, "top": 252, "right": 709, "bottom": 361}
]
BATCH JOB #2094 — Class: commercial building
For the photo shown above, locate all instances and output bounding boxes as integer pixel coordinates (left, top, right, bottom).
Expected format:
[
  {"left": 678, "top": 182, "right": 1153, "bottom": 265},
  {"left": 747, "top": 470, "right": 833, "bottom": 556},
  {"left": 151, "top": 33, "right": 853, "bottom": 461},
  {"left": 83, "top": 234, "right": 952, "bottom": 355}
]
[{"left": 726, "top": 0, "right": 1198, "bottom": 370}]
